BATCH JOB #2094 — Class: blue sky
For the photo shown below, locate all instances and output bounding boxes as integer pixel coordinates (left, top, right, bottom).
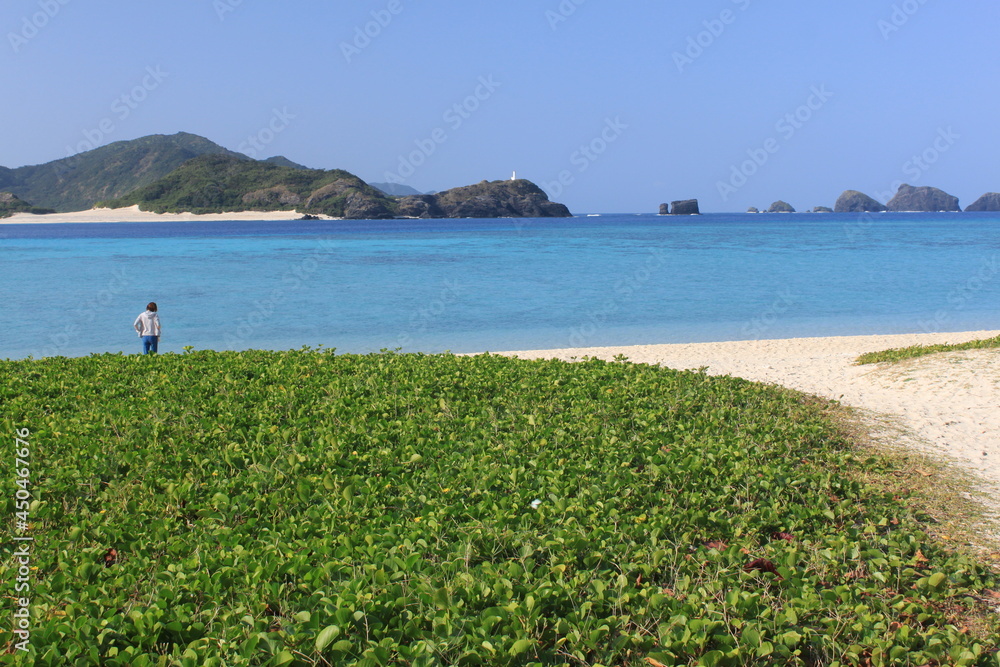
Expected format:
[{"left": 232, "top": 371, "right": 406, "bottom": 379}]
[{"left": 3, "top": 0, "right": 998, "bottom": 213}]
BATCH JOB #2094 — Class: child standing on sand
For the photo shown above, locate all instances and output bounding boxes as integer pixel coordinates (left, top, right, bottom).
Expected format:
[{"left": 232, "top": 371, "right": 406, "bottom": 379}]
[{"left": 133, "top": 302, "right": 161, "bottom": 354}]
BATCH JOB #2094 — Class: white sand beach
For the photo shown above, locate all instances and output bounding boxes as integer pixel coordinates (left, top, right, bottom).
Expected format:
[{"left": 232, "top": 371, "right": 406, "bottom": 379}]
[
  {"left": 498, "top": 330, "right": 1000, "bottom": 514},
  {"left": 0, "top": 205, "right": 339, "bottom": 224}
]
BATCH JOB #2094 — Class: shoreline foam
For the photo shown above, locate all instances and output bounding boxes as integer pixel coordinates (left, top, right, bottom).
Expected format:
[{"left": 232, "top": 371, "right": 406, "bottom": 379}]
[
  {"left": 0, "top": 205, "right": 341, "bottom": 224},
  {"left": 492, "top": 329, "right": 1000, "bottom": 517}
]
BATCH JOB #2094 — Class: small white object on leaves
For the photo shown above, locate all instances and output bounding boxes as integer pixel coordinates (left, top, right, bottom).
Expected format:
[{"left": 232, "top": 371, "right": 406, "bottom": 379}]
[{"left": 530, "top": 499, "right": 542, "bottom": 509}]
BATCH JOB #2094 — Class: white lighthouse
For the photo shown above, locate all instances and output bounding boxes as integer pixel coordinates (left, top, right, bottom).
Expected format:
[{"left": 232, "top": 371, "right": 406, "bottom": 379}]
[{"left": 511, "top": 171, "right": 517, "bottom": 181}]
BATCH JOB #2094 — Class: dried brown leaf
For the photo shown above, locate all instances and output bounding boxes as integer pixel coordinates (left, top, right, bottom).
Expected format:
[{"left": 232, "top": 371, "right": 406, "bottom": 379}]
[{"left": 744, "top": 558, "right": 781, "bottom": 578}]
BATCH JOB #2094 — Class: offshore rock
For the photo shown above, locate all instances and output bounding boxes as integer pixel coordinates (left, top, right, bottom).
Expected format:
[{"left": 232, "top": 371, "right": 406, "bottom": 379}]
[
  {"left": 834, "top": 190, "right": 886, "bottom": 213},
  {"left": 885, "top": 184, "right": 960, "bottom": 212},
  {"left": 671, "top": 199, "right": 701, "bottom": 215},
  {"left": 965, "top": 193, "right": 1000, "bottom": 212}
]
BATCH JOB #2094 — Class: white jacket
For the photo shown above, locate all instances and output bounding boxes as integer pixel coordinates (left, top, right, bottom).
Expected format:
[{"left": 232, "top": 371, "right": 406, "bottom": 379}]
[{"left": 134, "top": 311, "right": 161, "bottom": 337}]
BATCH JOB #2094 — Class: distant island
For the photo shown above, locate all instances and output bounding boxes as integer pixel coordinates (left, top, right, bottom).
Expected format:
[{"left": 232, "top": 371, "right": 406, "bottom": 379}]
[
  {"left": 833, "top": 185, "right": 973, "bottom": 213},
  {"left": 3, "top": 132, "right": 998, "bottom": 219},
  {"left": 396, "top": 181, "right": 571, "bottom": 218},
  {"left": 738, "top": 184, "right": 993, "bottom": 215},
  {"left": 99, "top": 155, "right": 571, "bottom": 220},
  {"left": 0, "top": 132, "right": 572, "bottom": 220},
  {"left": 0, "top": 132, "right": 245, "bottom": 212},
  {"left": 834, "top": 190, "right": 886, "bottom": 213},
  {"left": 966, "top": 193, "right": 1000, "bottom": 212},
  {"left": 658, "top": 199, "right": 700, "bottom": 215},
  {"left": 98, "top": 154, "right": 399, "bottom": 219},
  {"left": 886, "top": 184, "right": 960, "bottom": 212}
]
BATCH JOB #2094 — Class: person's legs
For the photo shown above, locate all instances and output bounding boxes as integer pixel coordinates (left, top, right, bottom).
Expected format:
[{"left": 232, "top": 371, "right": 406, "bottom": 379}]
[
  {"left": 142, "top": 336, "right": 157, "bottom": 354},
  {"left": 150, "top": 336, "right": 158, "bottom": 354}
]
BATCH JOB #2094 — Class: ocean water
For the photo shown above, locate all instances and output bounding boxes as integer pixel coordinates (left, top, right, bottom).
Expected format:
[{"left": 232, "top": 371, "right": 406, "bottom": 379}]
[{"left": 2, "top": 212, "right": 999, "bottom": 360}]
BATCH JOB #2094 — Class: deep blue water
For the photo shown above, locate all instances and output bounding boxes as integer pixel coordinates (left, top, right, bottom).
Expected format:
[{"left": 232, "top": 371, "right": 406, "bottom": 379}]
[{"left": 2, "top": 212, "right": 999, "bottom": 360}]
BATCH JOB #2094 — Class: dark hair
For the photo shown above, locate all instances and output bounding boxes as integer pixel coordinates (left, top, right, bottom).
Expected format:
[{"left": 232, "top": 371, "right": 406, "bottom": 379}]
[{"left": 147, "top": 302, "right": 157, "bottom": 312}]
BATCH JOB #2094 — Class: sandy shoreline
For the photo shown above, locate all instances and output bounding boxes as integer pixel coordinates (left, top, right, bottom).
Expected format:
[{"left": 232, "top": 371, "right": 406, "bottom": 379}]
[
  {"left": 495, "top": 330, "right": 1000, "bottom": 520},
  {"left": 0, "top": 205, "right": 340, "bottom": 224}
]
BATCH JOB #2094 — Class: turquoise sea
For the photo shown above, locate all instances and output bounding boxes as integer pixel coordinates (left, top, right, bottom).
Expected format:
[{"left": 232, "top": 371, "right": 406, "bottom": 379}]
[{"left": 2, "top": 213, "right": 999, "bottom": 360}]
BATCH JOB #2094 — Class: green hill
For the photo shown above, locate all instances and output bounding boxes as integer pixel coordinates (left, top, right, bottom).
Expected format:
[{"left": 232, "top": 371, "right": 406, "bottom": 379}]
[
  {"left": 2, "top": 132, "right": 572, "bottom": 219},
  {"left": 99, "top": 154, "right": 397, "bottom": 219},
  {"left": 370, "top": 181, "right": 424, "bottom": 196},
  {"left": 0, "top": 132, "right": 247, "bottom": 212},
  {"left": 0, "top": 191, "right": 55, "bottom": 218},
  {"left": 263, "top": 155, "right": 309, "bottom": 170}
]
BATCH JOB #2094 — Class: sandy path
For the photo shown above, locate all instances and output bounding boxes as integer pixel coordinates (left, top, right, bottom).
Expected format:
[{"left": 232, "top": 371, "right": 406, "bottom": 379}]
[{"left": 495, "top": 330, "right": 1000, "bottom": 509}]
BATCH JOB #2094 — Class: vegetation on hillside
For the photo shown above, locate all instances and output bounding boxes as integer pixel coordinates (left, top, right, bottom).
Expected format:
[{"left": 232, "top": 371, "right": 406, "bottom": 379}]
[
  {"left": 396, "top": 180, "right": 572, "bottom": 218},
  {"left": 98, "top": 155, "right": 396, "bottom": 219},
  {"left": 1, "top": 350, "right": 996, "bottom": 665},
  {"left": 370, "top": 182, "right": 424, "bottom": 197},
  {"left": 0, "top": 132, "right": 246, "bottom": 212},
  {"left": 856, "top": 335, "right": 1000, "bottom": 365},
  {"left": 0, "top": 192, "right": 55, "bottom": 218},
  {"left": 264, "top": 156, "right": 309, "bottom": 170}
]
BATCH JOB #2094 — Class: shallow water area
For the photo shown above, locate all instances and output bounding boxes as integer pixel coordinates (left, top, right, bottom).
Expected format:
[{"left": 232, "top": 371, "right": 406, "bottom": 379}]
[{"left": 2, "top": 212, "right": 999, "bottom": 359}]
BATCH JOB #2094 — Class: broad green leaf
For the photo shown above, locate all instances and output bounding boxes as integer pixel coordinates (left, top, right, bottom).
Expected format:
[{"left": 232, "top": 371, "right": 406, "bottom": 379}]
[{"left": 315, "top": 625, "right": 340, "bottom": 652}]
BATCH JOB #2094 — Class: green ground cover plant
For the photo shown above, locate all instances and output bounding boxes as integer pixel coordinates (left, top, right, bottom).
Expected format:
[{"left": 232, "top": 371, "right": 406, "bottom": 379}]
[
  {"left": 1, "top": 350, "right": 997, "bottom": 665},
  {"left": 855, "top": 336, "right": 1000, "bottom": 365}
]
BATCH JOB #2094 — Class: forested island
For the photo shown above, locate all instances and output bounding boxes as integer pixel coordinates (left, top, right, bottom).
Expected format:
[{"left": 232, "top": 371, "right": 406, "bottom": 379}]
[{"left": 1, "top": 132, "right": 572, "bottom": 220}]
